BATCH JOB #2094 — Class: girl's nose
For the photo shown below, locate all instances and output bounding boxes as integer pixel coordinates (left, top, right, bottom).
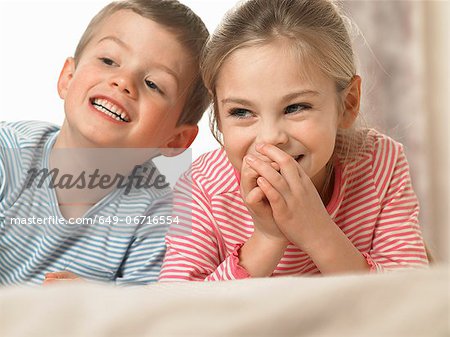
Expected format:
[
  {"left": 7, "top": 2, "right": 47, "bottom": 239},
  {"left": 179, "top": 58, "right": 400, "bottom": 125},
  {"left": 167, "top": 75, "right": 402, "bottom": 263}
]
[{"left": 257, "top": 121, "right": 289, "bottom": 147}]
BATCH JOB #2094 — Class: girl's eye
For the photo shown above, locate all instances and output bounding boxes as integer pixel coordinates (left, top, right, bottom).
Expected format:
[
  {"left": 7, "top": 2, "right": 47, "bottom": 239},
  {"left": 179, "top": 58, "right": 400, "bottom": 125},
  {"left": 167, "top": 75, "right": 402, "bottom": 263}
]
[
  {"left": 285, "top": 103, "right": 311, "bottom": 115},
  {"left": 229, "top": 108, "right": 252, "bottom": 119},
  {"left": 99, "top": 57, "right": 116, "bottom": 66},
  {"left": 145, "top": 79, "right": 162, "bottom": 93}
]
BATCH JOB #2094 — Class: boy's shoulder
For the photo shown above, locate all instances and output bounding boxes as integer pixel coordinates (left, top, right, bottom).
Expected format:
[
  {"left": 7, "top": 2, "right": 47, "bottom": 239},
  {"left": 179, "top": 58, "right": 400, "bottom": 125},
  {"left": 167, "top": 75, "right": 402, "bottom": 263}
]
[{"left": 0, "top": 120, "right": 59, "bottom": 148}]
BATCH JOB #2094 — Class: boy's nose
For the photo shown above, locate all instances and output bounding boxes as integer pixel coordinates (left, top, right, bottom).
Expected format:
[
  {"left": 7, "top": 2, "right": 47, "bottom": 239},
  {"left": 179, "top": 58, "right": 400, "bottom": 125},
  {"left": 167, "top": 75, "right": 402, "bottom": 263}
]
[{"left": 110, "top": 74, "right": 137, "bottom": 98}]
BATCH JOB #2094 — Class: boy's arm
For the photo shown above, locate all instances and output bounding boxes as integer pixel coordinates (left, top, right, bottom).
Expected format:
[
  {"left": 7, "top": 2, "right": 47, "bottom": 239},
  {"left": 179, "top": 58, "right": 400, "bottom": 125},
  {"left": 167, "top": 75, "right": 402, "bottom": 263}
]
[
  {"left": 114, "top": 194, "right": 172, "bottom": 285},
  {"left": 0, "top": 156, "right": 4, "bottom": 203},
  {"left": 0, "top": 122, "right": 8, "bottom": 204},
  {"left": 0, "top": 152, "right": 5, "bottom": 229},
  {"left": 0, "top": 122, "right": 10, "bottom": 215}
]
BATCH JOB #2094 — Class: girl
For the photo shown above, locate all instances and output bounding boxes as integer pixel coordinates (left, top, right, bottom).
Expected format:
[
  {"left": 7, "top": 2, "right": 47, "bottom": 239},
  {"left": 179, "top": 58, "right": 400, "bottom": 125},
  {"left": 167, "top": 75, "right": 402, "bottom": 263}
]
[{"left": 159, "top": 0, "right": 429, "bottom": 281}]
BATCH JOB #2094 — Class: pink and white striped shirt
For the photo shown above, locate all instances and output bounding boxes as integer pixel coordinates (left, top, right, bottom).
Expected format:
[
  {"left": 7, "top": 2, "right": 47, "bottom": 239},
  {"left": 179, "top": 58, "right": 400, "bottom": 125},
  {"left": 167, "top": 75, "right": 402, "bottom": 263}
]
[{"left": 159, "top": 129, "right": 428, "bottom": 281}]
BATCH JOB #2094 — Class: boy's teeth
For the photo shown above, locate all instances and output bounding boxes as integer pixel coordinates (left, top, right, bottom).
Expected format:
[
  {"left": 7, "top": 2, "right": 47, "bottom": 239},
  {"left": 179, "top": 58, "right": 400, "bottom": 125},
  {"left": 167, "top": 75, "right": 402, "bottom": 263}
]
[{"left": 92, "top": 98, "right": 130, "bottom": 122}]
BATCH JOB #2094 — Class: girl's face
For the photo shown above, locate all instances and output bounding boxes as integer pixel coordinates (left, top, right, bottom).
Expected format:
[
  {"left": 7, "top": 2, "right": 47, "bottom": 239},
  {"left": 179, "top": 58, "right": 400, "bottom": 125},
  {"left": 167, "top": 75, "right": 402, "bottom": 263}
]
[{"left": 215, "top": 42, "right": 346, "bottom": 189}]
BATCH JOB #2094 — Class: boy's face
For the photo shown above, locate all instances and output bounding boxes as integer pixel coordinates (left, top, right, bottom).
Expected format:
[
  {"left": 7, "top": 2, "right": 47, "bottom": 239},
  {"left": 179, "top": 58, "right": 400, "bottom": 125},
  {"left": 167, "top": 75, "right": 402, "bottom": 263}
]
[{"left": 57, "top": 10, "right": 197, "bottom": 150}]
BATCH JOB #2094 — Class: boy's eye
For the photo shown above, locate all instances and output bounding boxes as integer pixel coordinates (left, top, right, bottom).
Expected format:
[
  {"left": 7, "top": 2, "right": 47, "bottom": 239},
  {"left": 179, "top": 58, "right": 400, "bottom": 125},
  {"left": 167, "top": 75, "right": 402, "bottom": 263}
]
[
  {"left": 229, "top": 108, "right": 252, "bottom": 119},
  {"left": 99, "top": 57, "right": 117, "bottom": 66},
  {"left": 145, "top": 79, "right": 162, "bottom": 94},
  {"left": 284, "top": 103, "right": 311, "bottom": 115}
]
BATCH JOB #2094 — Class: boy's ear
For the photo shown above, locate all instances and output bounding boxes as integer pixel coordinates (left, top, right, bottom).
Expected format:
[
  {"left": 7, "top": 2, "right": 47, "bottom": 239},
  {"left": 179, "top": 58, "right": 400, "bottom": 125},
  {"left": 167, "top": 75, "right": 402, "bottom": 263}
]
[
  {"left": 216, "top": 116, "right": 222, "bottom": 133},
  {"left": 339, "top": 75, "right": 361, "bottom": 129},
  {"left": 57, "top": 57, "right": 76, "bottom": 99},
  {"left": 160, "top": 125, "right": 199, "bottom": 157}
]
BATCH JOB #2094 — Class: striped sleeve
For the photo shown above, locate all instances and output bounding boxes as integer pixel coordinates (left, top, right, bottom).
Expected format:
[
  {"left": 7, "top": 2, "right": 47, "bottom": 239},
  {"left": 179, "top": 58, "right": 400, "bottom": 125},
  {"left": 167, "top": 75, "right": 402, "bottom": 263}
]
[
  {"left": 364, "top": 137, "right": 429, "bottom": 271},
  {"left": 115, "top": 193, "right": 172, "bottom": 285},
  {"left": 0, "top": 150, "right": 4, "bottom": 204},
  {"left": 159, "top": 166, "right": 250, "bottom": 282},
  {"left": 0, "top": 122, "right": 15, "bottom": 205}
]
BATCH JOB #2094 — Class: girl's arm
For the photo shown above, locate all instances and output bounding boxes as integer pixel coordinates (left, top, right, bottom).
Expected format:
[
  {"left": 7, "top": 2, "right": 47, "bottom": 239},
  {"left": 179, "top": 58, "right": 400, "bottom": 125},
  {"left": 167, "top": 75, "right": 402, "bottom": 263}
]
[
  {"left": 159, "top": 165, "right": 287, "bottom": 282},
  {"left": 250, "top": 138, "right": 428, "bottom": 274},
  {"left": 160, "top": 200, "right": 287, "bottom": 281},
  {"left": 238, "top": 232, "right": 288, "bottom": 277},
  {"left": 360, "top": 138, "right": 428, "bottom": 271},
  {"left": 159, "top": 170, "right": 249, "bottom": 281}
]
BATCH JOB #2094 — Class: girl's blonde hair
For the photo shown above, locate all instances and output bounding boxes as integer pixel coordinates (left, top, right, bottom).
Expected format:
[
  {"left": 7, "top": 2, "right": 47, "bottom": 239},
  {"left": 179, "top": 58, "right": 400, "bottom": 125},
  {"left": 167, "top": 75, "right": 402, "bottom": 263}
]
[
  {"left": 74, "top": 0, "right": 209, "bottom": 126},
  {"left": 201, "top": 0, "right": 364, "bottom": 162}
]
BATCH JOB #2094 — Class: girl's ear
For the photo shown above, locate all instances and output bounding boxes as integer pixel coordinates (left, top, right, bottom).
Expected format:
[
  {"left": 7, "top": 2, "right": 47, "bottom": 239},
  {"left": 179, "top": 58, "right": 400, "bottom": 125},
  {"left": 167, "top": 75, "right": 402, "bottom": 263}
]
[
  {"left": 159, "top": 125, "right": 199, "bottom": 157},
  {"left": 339, "top": 75, "right": 362, "bottom": 129},
  {"left": 57, "top": 57, "right": 76, "bottom": 99}
]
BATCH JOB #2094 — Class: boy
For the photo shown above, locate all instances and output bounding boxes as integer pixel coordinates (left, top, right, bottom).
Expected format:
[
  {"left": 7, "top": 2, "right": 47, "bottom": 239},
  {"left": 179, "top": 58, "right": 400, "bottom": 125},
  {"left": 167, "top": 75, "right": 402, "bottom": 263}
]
[{"left": 0, "top": 0, "right": 209, "bottom": 285}]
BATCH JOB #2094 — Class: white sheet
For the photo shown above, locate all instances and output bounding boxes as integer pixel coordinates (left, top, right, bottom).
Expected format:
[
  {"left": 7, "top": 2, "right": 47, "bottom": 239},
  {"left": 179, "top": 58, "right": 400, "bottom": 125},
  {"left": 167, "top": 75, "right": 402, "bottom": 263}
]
[{"left": 0, "top": 265, "right": 448, "bottom": 337}]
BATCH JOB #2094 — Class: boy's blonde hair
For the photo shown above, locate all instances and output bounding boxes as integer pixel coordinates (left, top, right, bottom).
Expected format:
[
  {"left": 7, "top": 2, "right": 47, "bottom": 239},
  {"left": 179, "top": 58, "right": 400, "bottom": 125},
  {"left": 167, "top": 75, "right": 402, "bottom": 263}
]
[
  {"left": 75, "top": 0, "right": 209, "bottom": 126},
  {"left": 201, "top": 0, "right": 363, "bottom": 161}
]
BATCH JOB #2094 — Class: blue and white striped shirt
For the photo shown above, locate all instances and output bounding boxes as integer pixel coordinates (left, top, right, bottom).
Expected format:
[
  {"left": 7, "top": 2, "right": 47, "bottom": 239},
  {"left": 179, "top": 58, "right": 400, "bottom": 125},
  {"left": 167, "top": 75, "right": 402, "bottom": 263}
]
[{"left": 0, "top": 121, "right": 171, "bottom": 285}]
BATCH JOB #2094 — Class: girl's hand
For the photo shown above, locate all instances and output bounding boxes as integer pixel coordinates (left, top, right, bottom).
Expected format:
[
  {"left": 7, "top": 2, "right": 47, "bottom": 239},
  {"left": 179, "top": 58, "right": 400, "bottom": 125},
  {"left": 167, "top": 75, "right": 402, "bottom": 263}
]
[
  {"left": 247, "top": 144, "right": 334, "bottom": 252},
  {"left": 240, "top": 154, "right": 288, "bottom": 244},
  {"left": 238, "top": 155, "right": 289, "bottom": 277},
  {"left": 246, "top": 144, "right": 370, "bottom": 275},
  {"left": 43, "top": 271, "right": 83, "bottom": 285}
]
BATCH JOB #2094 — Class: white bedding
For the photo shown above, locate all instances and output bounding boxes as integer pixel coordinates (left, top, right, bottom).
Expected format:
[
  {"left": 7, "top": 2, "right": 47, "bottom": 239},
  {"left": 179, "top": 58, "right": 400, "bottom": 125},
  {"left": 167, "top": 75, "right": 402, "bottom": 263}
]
[{"left": 0, "top": 265, "right": 448, "bottom": 337}]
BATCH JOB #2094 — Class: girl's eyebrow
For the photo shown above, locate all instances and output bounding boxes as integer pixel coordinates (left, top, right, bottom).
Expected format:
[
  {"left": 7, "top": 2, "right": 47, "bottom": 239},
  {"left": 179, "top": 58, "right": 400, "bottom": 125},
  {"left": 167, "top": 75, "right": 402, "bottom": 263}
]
[
  {"left": 220, "top": 97, "right": 253, "bottom": 106},
  {"left": 221, "top": 90, "right": 320, "bottom": 106},
  {"left": 282, "top": 90, "right": 321, "bottom": 101}
]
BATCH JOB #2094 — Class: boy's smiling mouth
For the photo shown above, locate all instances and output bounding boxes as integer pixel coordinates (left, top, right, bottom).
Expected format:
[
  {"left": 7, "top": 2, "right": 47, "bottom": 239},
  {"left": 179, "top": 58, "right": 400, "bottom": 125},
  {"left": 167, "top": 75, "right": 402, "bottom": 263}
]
[{"left": 91, "top": 98, "right": 130, "bottom": 123}]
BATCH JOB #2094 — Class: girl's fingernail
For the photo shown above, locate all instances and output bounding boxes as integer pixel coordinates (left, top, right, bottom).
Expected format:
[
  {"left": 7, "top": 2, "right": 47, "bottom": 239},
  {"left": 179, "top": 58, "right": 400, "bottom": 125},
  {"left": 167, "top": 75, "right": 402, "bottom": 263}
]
[
  {"left": 246, "top": 155, "right": 255, "bottom": 163},
  {"left": 255, "top": 144, "right": 264, "bottom": 151}
]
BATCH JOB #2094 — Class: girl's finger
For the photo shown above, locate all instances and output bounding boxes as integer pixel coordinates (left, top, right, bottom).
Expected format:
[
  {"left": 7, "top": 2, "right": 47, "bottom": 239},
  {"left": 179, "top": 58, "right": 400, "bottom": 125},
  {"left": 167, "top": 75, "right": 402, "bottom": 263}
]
[
  {"left": 245, "top": 186, "right": 267, "bottom": 206},
  {"left": 257, "top": 176, "right": 287, "bottom": 212},
  {"left": 256, "top": 144, "right": 303, "bottom": 188},
  {"left": 245, "top": 155, "right": 290, "bottom": 196},
  {"left": 270, "top": 161, "right": 280, "bottom": 171},
  {"left": 240, "top": 158, "right": 260, "bottom": 196}
]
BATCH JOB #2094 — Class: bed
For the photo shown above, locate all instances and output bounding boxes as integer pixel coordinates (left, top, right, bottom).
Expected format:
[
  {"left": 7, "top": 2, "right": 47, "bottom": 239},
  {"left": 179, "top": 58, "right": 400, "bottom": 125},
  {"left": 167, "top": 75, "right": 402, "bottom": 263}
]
[{"left": 0, "top": 265, "right": 448, "bottom": 337}]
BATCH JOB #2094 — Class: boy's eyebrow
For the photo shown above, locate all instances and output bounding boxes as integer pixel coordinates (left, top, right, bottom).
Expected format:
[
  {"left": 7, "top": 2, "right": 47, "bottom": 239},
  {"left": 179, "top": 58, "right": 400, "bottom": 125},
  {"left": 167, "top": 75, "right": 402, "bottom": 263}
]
[
  {"left": 221, "top": 90, "right": 320, "bottom": 105},
  {"left": 97, "top": 36, "right": 180, "bottom": 85},
  {"left": 98, "top": 36, "right": 130, "bottom": 50}
]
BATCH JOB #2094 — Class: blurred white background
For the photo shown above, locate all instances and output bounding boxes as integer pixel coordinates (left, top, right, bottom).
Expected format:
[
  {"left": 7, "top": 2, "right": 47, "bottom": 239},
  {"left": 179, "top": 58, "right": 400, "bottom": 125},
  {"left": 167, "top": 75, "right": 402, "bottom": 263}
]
[
  {"left": 0, "top": 0, "right": 229, "bottom": 159},
  {"left": 0, "top": 0, "right": 448, "bottom": 262}
]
